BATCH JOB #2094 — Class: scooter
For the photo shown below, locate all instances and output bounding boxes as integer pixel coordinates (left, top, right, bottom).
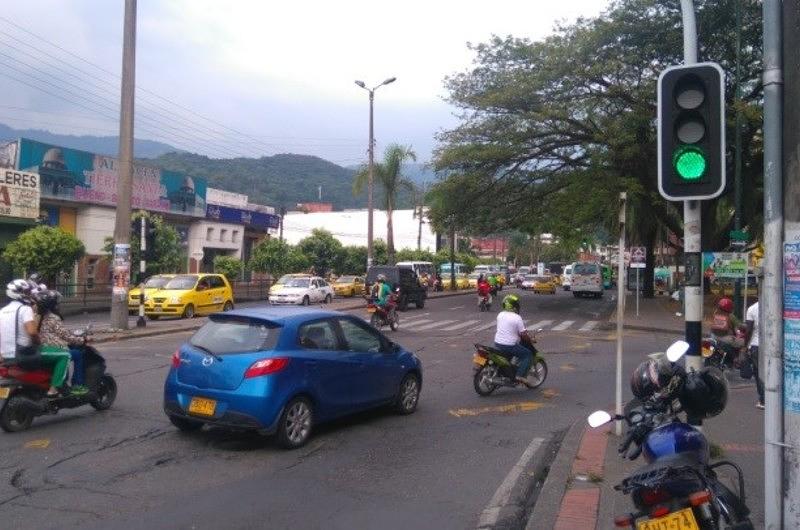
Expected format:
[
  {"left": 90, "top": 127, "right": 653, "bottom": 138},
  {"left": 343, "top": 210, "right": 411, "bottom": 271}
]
[
  {"left": 472, "top": 330, "right": 548, "bottom": 395},
  {"left": 587, "top": 341, "right": 753, "bottom": 530},
  {"left": 0, "top": 327, "right": 117, "bottom": 432},
  {"left": 478, "top": 294, "right": 492, "bottom": 312},
  {"left": 367, "top": 290, "right": 400, "bottom": 331}
]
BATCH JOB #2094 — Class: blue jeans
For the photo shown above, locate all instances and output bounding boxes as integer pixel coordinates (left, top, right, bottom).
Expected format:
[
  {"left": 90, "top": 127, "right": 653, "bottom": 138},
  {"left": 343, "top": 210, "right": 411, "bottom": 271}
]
[
  {"left": 494, "top": 342, "right": 533, "bottom": 378},
  {"left": 69, "top": 346, "right": 85, "bottom": 386}
]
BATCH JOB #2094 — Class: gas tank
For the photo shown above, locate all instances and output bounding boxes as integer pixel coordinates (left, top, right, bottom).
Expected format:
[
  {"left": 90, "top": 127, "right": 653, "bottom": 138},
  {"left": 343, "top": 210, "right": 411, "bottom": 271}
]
[{"left": 641, "top": 421, "right": 709, "bottom": 465}]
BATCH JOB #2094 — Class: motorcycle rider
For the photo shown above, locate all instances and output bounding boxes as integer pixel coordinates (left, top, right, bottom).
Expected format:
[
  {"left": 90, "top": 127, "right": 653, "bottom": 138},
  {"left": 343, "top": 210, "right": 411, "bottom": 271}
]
[
  {"left": 493, "top": 294, "right": 533, "bottom": 386},
  {"left": 35, "top": 289, "right": 88, "bottom": 394},
  {"left": 371, "top": 274, "right": 392, "bottom": 309},
  {"left": 477, "top": 274, "right": 491, "bottom": 307},
  {"left": 0, "top": 280, "right": 64, "bottom": 397},
  {"left": 710, "top": 297, "right": 744, "bottom": 363}
]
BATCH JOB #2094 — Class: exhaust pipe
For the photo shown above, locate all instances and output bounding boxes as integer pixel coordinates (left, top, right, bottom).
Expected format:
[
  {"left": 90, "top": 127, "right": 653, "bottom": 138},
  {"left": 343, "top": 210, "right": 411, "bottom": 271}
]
[{"left": 12, "top": 396, "right": 48, "bottom": 414}]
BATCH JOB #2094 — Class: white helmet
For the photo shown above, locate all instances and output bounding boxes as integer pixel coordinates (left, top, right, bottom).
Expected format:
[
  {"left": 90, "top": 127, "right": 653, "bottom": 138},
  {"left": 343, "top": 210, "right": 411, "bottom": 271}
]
[{"left": 6, "top": 279, "right": 34, "bottom": 302}]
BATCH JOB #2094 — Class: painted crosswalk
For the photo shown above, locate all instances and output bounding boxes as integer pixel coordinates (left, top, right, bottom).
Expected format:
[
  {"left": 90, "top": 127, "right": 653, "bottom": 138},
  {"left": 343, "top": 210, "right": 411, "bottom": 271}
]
[
  {"left": 391, "top": 315, "right": 602, "bottom": 334},
  {"left": 551, "top": 320, "right": 575, "bottom": 331}
]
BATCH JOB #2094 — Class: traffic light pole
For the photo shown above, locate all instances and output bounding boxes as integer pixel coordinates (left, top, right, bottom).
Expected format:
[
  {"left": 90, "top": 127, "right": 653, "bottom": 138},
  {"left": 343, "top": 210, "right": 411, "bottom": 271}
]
[
  {"left": 137, "top": 216, "right": 146, "bottom": 328},
  {"left": 679, "top": 0, "right": 704, "bottom": 376}
]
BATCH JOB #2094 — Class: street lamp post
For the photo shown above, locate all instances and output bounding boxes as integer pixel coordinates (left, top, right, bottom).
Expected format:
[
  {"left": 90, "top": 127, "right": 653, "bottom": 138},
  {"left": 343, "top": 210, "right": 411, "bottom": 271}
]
[{"left": 355, "top": 77, "right": 396, "bottom": 270}]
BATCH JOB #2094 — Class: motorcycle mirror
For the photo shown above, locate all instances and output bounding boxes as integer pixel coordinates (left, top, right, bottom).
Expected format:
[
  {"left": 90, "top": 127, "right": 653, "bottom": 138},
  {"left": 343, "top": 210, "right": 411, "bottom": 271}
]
[
  {"left": 666, "top": 340, "right": 690, "bottom": 363},
  {"left": 587, "top": 410, "right": 612, "bottom": 428}
]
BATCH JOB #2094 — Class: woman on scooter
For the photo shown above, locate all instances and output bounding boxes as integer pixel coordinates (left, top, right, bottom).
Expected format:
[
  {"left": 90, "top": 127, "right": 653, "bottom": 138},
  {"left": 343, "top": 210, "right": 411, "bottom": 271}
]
[{"left": 35, "top": 290, "right": 88, "bottom": 394}]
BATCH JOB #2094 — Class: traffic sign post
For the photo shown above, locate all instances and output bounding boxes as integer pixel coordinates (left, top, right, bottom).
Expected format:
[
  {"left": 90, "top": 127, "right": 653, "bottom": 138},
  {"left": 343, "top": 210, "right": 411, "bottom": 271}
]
[{"left": 630, "top": 247, "right": 646, "bottom": 317}]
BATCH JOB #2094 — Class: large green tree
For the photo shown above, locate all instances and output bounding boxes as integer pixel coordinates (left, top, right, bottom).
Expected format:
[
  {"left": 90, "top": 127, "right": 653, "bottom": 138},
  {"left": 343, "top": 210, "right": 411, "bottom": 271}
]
[
  {"left": 298, "top": 229, "right": 343, "bottom": 276},
  {"left": 354, "top": 144, "right": 417, "bottom": 264},
  {"left": 431, "top": 0, "right": 763, "bottom": 296},
  {"left": 4, "top": 226, "right": 85, "bottom": 285},
  {"left": 249, "top": 238, "right": 309, "bottom": 278},
  {"left": 103, "top": 212, "right": 183, "bottom": 280}
]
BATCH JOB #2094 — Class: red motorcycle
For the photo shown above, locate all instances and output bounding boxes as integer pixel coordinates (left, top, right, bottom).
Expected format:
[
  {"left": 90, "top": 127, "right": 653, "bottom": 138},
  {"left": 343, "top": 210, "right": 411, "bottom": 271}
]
[{"left": 367, "top": 289, "right": 400, "bottom": 331}]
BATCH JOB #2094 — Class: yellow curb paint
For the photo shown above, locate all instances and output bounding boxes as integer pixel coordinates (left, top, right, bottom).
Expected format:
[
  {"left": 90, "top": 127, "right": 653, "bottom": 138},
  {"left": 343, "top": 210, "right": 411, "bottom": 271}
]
[
  {"left": 541, "top": 388, "right": 560, "bottom": 399},
  {"left": 560, "top": 363, "right": 577, "bottom": 371},
  {"left": 448, "top": 401, "right": 549, "bottom": 418},
  {"left": 24, "top": 439, "right": 50, "bottom": 449}
]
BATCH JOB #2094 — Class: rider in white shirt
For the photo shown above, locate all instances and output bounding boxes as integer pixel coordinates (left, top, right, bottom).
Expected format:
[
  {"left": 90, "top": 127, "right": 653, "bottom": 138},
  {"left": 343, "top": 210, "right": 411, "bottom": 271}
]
[
  {"left": 493, "top": 294, "right": 533, "bottom": 385},
  {"left": 0, "top": 279, "right": 38, "bottom": 361}
]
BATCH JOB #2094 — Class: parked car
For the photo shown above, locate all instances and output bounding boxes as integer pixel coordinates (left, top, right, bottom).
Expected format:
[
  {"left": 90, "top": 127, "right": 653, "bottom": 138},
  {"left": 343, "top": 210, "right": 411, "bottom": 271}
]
[
  {"left": 332, "top": 275, "right": 365, "bottom": 297},
  {"left": 269, "top": 273, "right": 311, "bottom": 297},
  {"left": 571, "top": 262, "right": 603, "bottom": 298},
  {"left": 163, "top": 308, "right": 422, "bottom": 448},
  {"left": 531, "top": 275, "right": 557, "bottom": 294},
  {"left": 366, "top": 266, "right": 427, "bottom": 310},
  {"left": 561, "top": 264, "right": 574, "bottom": 291},
  {"left": 128, "top": 274, "right": 174, "bottom": 313},
  {"left": 442, "top": 273, "right": 471, "bottom": 291},
  {"left": 269, "top": 276, "right": 333, "bottom": 306},
  {"left": 144, "top": 274, "right": 234, "bottom": 319}
]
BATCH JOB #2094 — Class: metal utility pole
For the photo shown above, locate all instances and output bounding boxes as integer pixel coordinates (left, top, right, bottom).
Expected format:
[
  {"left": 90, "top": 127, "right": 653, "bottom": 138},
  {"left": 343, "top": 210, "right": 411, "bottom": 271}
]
[
  {"left": 449, "top": 222, "right": 456, "bottom": 291},
  {"left": 136, "top": 216, "right": 146, "bottom": 328},
  {"left": 615, "top": 192, "right": 627, "bottom": 436},
  {"left": 109, "top": 0, "right": 137, "bottom": 330},
  {"left": 355, "top": 77, "right": 396, "bottom": 272},
  {"left": 733, "top": 0, "right": 745, "bottom": 317},
  {"left": 278, "top": 206, "right": 286, "bottom": 242},
  {"left": 679, "top": 0, "right": 703, "bottom": 374}
]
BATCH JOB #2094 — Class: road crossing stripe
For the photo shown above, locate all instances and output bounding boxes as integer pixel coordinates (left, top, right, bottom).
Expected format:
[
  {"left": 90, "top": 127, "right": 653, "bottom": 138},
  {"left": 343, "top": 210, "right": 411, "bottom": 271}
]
[
  {"left": 579, "top": 321, "right": 598, "bottom": 331},
  {"left": 399, "top": 314, "right": 429, "bottom": 324},
  {"left": 440, "top": 319, "right": 480, "bottom": 331},
  {"left": 551, "top": 320, "right": 575, "bottom": 331},
  {"left": 406, "top": 320, "right": 459, "bottom": 331},
  {"left": 527, "top": 320, "right": 554, "bottom": 330},
  {"left": 474, "top": 320, "right": 498, "bottom": 332}
]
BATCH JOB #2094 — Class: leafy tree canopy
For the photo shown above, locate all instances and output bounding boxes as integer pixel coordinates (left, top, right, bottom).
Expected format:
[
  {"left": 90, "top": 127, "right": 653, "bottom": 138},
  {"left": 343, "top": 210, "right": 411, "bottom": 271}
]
[
  {"left": 297, "top": 229, "right": 343, "bottom": 277},
  {"left": 103, "top": 212, "right": 183, "bottom": 280},
  {"left": 4, "top": 226, "right": 85, "bottom": 285}
]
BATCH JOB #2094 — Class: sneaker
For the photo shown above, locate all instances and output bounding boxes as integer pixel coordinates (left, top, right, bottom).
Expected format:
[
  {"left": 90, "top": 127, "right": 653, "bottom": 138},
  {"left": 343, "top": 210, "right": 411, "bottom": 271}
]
[
  {"left": 756, "top": 402, "right": 765, "bottom": 410},
  {"left": 70, "top": 385, "right": 90, "bottom": 395}
]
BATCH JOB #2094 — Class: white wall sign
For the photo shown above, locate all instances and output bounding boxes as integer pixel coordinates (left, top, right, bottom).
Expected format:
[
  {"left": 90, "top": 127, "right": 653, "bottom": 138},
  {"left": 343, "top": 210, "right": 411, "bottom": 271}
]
[{"left": 0, "top": 169, "right": 40, "bottom": 219}]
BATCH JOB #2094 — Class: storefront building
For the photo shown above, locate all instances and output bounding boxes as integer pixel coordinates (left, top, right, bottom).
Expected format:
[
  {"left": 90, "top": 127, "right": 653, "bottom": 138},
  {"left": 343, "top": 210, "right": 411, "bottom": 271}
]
[{"left": 0, "top": 140, "right": 40, "bottom": 286}]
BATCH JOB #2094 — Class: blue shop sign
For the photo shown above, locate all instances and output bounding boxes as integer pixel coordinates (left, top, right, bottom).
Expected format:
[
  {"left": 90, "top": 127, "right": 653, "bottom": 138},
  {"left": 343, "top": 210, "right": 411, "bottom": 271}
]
[{"left": 206, "top": 204, "right": 280, "bottom": 230}]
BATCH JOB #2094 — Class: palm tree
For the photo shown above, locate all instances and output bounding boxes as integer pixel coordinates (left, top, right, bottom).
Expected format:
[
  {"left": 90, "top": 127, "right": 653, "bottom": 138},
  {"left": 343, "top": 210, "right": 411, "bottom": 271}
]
[{"left": 354, "top": 144, "right": 417, "bottom": 265}]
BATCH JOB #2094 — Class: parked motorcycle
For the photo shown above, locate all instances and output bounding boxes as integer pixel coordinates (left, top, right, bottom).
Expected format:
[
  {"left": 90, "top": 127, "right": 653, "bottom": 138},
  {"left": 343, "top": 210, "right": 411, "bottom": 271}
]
[
  {"left": 0, "top": 327, "right": 117, "bottom": 432},
  {"left": 367, "top": 290, "right": 400, "bottom": 331},
  {"left": 472, "top": 330, "right": 548, "bottom": 395},
  {"left": 587, "top": 341, "right": 753, "bottom": 530}
]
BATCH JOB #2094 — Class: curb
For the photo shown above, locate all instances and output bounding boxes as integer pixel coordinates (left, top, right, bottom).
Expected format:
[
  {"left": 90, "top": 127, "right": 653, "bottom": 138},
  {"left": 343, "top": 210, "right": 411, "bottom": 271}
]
[
  {"left": 525, "top": 421, "right": 585, "bottom": 530},
  {"left": 477, "top": 434, "right": 556, "bottom": 530},
  {"left": 88, "top": 289, "right": 474, "bottom": 344}
]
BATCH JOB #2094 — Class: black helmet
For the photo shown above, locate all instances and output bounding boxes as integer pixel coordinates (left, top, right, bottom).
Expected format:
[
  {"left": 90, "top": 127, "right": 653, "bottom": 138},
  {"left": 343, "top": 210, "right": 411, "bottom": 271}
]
[
  {"left": 630, "top": 359, "right": 673, "bottom": 400},
  {"left": 679, "top": 367, "right": 728, "bottom": 419},
  {"left": 34, "top": 289, "right": 62, "bottom": 313}
]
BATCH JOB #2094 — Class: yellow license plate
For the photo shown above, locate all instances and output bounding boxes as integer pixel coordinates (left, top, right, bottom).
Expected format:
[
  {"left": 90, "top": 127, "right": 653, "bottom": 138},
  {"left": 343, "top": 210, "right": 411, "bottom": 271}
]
[
  {"left": 367, "top": 307, "right": 377, "bottom": 313},
  {"left": 473, "top": 354, "right": 487, "bottom": 366},
  {"left": 188, "top": 397, "right": 216, "bottom": 416},
  {"left": 637, "top": 508, "right": 699, "bottom": 530},
  {"left": 701, "top": 346, "right": 712, "bottom": 358},
  {"left": 0, "top": 387, "right": 9, "bottom": 399}
]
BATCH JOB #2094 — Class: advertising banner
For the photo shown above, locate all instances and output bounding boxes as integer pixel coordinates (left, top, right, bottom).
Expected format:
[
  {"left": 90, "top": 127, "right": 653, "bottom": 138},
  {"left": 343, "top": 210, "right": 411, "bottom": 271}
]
[
  {"left": 206, "top": 204, "right": 280, "bottom": 230},
  {"left": 0, "top": 140, "right": 18, "bottom": 169},
  {"left": 702, "top": 252, "right": 748, "bottom": 280},
  {"left": 785, "top": 231, "right": 800, "bottom": 414},
  {"left": 112, "top": 243, "right": 131, "bottom": 296},
  {"left": 16, "top": 138, "right": 207, "bottom": 217},
  {"left": 0, "top": 168, "right": 40, "bottom": 219},
  {"left": 207, "top": 187, "right": 248, "bottom": 208}
]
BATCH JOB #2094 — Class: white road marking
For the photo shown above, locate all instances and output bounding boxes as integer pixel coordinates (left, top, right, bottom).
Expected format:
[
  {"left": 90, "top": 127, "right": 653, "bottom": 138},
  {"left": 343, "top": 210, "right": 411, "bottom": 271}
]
[
  {"left": 450, "top": 305, "right": 465, "bottom": 310},
  {"left": 440, "top": 319, "right": 480, "bottom": 331},
  {"left": 579, "top": 320, "right": 599, "bottom": 331},
  {"left": 406, "top": 319, "right": 458, "bottom": 331},
  {"left": 551, "top": 320, "right": 575, "bottom": 331},
  {"left": 474, "top": 320, "right": 499, "bottom": 332},
  {"left": 527, "top": 320, "right": 554, "bottom": 330}
]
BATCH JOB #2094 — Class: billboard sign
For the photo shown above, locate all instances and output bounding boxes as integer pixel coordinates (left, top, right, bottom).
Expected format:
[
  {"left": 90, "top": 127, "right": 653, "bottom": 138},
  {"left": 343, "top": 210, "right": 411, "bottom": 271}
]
[
  {"left": 206, "top": 204, "right": 280, "bottom": 230},
  {"left": 0, "top": 140, "right": 18, "bottom": 169},
  {"left": 207, "top": 187, "right": 248, "bottom": 208},
  {"left": 0, "top": 169, "right": 40, "bottom": 219},
  {"left": 630, "top": 246, "right": 646, "bottom": 268},
  {"left": 702, "top": 252, "right": 748, "bottom": 280},
  {"left": 16, "top": 138, "right": 207, "bottom": 217}
]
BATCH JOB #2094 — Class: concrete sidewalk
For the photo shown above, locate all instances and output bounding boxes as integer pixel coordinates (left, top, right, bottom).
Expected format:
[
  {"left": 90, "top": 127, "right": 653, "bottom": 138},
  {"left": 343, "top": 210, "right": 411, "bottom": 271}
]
[
  {"left": 607, "top": 292, "right": 685, "bottom": 334},
  {"left": 531, "top": 294, "right": 765, "bottom": 529}
]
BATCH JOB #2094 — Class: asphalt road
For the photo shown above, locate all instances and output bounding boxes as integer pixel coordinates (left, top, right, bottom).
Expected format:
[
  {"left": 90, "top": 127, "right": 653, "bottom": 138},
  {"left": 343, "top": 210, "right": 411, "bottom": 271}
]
[{"left": 0, "top": 287, "right": 690, "bottom": 530}]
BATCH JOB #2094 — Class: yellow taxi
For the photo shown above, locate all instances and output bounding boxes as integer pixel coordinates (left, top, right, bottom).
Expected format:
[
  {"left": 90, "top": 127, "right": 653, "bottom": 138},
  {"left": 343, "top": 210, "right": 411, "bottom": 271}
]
[
  {"left": 532, "top": 275, "right": 557, "bottom": 295},
  {"left": 128, "top": 274, "right": 173, "bottom": 313},
  {"left": 144, "top": 273, "right": 234, "bottom": 319},
  {"left": 269, "top": 273, "right": 311, "bottom": 297},
  {"left": 467, "top": 272, "right": 481, "bottom": 289},
  {"left": 443, "top": 274, "right": 471, "bottom": 290},
  {"left": 333, "top": 275, "right": 366, "bottom": 297}
]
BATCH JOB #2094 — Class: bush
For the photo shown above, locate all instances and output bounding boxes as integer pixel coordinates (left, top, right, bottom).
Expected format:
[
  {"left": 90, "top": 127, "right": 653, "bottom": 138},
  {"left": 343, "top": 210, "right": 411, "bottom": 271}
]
[
  {"left": 3, "top": 226, "right": 85, "bottom": 285},
  {"left": 213, "top": 256, "right": 243, "bottom": 281}
]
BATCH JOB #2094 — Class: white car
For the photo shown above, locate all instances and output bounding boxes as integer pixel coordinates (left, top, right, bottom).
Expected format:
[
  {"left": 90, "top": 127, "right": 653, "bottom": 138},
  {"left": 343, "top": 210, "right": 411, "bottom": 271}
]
[
  {"left": 520, "top": 274, "right": 537, "bottom": 290},
  {"left": 269, "top": 276, "right": 334, "bottom": 305},
  {"left": 561, "top": 265, "right": 573, "bottom": 291}
]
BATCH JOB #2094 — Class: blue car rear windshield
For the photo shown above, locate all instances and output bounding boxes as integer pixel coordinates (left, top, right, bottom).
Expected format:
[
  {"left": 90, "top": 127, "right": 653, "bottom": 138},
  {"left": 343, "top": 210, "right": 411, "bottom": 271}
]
[{"left": 190, "top": 317, "right": 281, "bottom": 355}]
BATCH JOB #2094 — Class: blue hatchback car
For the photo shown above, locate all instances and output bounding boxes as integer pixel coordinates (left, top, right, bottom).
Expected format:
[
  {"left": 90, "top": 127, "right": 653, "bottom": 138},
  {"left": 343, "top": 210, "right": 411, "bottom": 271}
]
[{"left": 163, "top": 307, "right": 422, "bottom": 448}]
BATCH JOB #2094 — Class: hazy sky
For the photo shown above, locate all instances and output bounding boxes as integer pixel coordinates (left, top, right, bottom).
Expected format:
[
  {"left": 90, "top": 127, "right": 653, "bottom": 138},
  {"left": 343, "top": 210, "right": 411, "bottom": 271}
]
[{"left": 0, "top": 1, "right": 610, "bottom": 164}]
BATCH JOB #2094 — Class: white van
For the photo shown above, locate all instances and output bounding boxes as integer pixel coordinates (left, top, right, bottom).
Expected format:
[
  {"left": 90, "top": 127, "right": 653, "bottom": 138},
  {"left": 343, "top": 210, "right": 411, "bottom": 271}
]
[
  {"left": 571, "top": 262, "right": 603, "bottom": 298},
  {"left": 396, "top": 261, "right": 434, "bottom": 279},
  {"left": 561, "top": 264, "right": 573, "bottom": 291}
]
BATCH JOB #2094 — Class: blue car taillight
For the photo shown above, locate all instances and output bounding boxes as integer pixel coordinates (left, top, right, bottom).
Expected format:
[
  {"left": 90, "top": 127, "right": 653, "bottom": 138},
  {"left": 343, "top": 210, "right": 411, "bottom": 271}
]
[{"left": 244, "top": 357, "right": 290, "bottom": 378}]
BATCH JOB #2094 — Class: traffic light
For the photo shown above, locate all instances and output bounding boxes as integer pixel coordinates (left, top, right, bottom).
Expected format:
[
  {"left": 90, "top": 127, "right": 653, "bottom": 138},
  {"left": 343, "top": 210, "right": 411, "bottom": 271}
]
[{"left": 657, "top": 62, "right": 725, "bottom": 201}]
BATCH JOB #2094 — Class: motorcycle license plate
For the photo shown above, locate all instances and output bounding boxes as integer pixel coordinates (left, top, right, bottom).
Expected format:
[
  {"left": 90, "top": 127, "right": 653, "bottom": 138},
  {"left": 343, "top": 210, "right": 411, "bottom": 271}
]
[
  {"left": 188, "top": 397, "right": 216, "bottom": 416},
  {"left": 637, "top": 508, "right": 698, "bottom": 530},
  {"left": 0, "top": 387, "right": 9, "bottom": 399},
  {"left": 701, "top": 346, "right": 712, "bottom": 358},
  {"left": 367, "top": 307, "right": 377, "bottom": 313},
  {"left": 473, "top": 354, "right": 487, "bottom": 366}
]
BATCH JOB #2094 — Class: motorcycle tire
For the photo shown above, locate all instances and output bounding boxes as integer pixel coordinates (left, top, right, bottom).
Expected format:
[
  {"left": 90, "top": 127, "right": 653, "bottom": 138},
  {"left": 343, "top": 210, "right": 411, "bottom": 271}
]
[
  {"left": 390, "top": 310, "right": 399, "bottom": 331},
  {"left": 525, "top": 358, "right": 548, "bottom": 389},
  {"left": 370, "top": 313, "right": 382, "bottom": 329},
  {"left": 90, "top": 374, "right": 117, "bottom": 411},
  {"left": 474, "top": 365, "right": 499, "bottom": 396},
  {"left": 0, "top": 396, "right": 35, "bottom": 432}
]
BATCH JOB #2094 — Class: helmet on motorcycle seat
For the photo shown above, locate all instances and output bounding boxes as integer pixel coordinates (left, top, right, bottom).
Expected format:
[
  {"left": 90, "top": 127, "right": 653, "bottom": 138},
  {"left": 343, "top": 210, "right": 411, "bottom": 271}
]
[
  {"left": 630, "top": 359, "right": 673, "bottom": 400},
  {"left": 502, "top": 294, "right": 520, "bottom": 313},
  {"left": 679, "top": 366, "right": 728, "bottom": 419},
  {"left": 34, "top": 289, "right": 62, "bottom": 313},
  {"left": 6, "top": 279, "right": 34, "bottom": 302},
  {"left": 717, "top": 297, "right": 734, "bottom": 314}
]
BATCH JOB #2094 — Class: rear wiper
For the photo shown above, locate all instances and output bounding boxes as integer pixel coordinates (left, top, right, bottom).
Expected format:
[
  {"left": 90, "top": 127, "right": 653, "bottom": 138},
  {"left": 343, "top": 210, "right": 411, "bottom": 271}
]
[{"left": 189, "top": 343, "right": 224, "bottom": 363}]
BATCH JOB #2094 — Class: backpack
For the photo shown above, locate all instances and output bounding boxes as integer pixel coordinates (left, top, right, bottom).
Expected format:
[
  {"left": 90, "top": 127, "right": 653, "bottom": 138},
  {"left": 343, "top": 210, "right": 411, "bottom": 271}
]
[{"left": 711, "top": 312, "right": 731, "bottom": 335}]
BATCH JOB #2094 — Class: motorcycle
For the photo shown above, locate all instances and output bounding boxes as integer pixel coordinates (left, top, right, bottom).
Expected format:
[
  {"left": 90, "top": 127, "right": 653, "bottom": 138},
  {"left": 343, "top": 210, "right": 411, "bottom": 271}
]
[
  {"left": 367, "top": 289, "right": 400, "bottom": 331},
  {"left": 702, "top": 331, "right": 745, "bottom": 371},
  {"left": 0, "top": 326, "right": 118, "bottom": 432},
  {"left": 472, "top": 329, "right": 548, "bottom": 395},
  {"left": 478, "top": 294, "right": 492, "bottom": 312},
  {"left": 587, "top": 341, "right": 753, "bottom": 530}
]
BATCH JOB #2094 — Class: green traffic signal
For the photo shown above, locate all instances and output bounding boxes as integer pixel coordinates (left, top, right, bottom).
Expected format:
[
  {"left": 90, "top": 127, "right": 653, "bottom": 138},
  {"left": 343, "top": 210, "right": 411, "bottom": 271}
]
[{"left": 673, "top": 146, "right": 707, "bottom": 180}]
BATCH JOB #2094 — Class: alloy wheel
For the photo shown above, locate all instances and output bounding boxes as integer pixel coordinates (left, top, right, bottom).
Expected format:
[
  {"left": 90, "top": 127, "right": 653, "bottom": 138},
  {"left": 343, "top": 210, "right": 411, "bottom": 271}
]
[{"left": 285, "top": 400, "right": 312, "bottom": 445}]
